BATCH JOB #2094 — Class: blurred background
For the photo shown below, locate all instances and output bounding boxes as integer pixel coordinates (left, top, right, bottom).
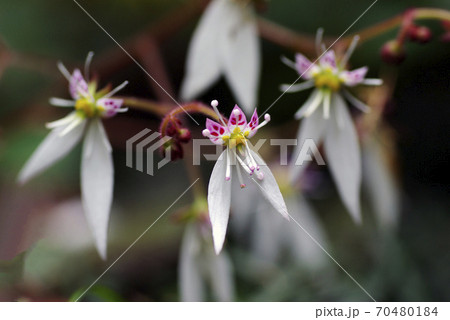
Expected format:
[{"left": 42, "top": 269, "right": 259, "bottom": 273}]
[{"left": 0, "top": 0, "right": 449, "bottom": 301}]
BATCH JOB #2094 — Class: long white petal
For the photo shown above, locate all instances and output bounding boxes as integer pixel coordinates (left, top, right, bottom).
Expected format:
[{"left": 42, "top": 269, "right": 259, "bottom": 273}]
[
  {"left": 362, "top": 138, "right": 400, "bottom": 230},
  {"left": 180, "top": 0, "right": 225, "bottom": 101},
  {"left": 208, "top": 149, "right": 232, "bottom": 254},
  {"left": 81, "top": 119, "right": 114, "bottom": 260},
  {"left": 18, "top": 117, "right": 86, "bottom": 184},
  {"left": 221, "top": 1, "right": 260, "bottom": 113},
  {"left": 290, "top": 107, "right": 326, "bottom": 182},
  {"left": 249, "top": 150, "right": 289, "bottom": 220},
  {"left": 280, "top": 80, "right": 315, "bottom": 93},
  {"left": 179, "top": 224, "right": 205, "bottom": 302},
  {"left": 207, "top": 248, "right": 235, "bottom": 301},
  {"left": 324, "top": 94, "right": 362, "bottom": 223}
]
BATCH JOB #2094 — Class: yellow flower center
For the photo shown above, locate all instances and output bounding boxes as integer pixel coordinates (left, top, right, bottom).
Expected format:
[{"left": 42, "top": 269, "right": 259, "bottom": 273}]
[
  {"left": 222, "top": 127, "right": 249, "bottom": 149},
  {"left": 75, "top": 98, "right": 102, "bottom": 118},
  {"left": 312, "top": 68, "right": 342, "bottom": 92}
]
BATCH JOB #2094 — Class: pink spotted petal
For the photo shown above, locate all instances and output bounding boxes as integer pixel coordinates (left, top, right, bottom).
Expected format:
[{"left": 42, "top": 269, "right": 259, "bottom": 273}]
[
  {"left": 228, "top": 105, "right": 247, "bottom": 131},
  {"left": 295, "top": 54, "right": 315, "bottom": 79},
  {"left": 341, "top": 67, "right": 368, "bottom": 86},
  {"left": 206, "top": 118, "right": 227, "bottom": 145},
  {"left": 319, "top": 51, "right": 337, "bottom": 70},
  {"left": 246, "top": 108, "right": 259, "bottom": 138},
  {"left": 70, "top": 69, "right": 89, "bottom": 100},
  {"left": 97, "top": 98, "right": 124, "bottom": 118}
]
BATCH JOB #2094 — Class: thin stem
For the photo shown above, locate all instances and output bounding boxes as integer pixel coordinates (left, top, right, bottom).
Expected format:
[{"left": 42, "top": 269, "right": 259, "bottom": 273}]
[
  {"left": 120, "top": 97, "right": 172, "bottom": 116},
  {"left": 341, "top": 8, "right": 450, "bottom": 47},
  {"left": 159, "top": 102, "right": 221, "bottom": 135}
]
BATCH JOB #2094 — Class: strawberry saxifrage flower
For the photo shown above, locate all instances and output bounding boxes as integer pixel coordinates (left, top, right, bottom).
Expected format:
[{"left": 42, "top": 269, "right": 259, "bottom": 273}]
[
  {"left": 203, "top": 100, "right": 289, "bottom": 254},
  {"left": 281, "top": 31, "right": 383, "bottom": 223},
  {"left": 18, "top": 52, "right": 128, "bottom": 260}
]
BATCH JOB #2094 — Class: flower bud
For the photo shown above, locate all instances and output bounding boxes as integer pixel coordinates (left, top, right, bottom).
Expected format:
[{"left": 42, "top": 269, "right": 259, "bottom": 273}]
[
  {"left": 177, "top": 128, "right": 191, "bottom": 143},
  {"left": 381, "top": 40, "right": 406, "bottom": 65},
  {"left": 408, "top": 25, "right": 432, "bottom": 44},
  {"left": 162, "top": 140, "right": 184, "bottom": 161}
]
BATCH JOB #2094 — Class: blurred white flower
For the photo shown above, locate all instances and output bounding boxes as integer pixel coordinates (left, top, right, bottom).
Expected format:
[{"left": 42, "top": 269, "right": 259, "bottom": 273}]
[
  {"left": 203, "top": 100, "right": 289, "bottom": 254},
  {"left": 180, "top": 0, "right": 260, "bottom": 113},
  {"left": 179, "top": 223, "right": 234, "bottom": 301},
  {"left": 232, "top": 167, "right": 330, "bottom": 270},
  {"left": 17, "top": 52, "right": 128, "bottom": 260},
  {"left": 362, "top": 137, "right": 400, "bottom": 230},
  {"left": 282, "top": 33, "right": 382, "bottom": 223}
]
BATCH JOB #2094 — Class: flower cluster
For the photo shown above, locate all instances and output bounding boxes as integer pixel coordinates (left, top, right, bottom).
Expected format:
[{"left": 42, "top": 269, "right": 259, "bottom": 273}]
[
  {"left": 18, "top": 52, "right": 128, "bottom": 260},
  {"left": 282, "top": 33, "right": 382, "bottom": 223}
]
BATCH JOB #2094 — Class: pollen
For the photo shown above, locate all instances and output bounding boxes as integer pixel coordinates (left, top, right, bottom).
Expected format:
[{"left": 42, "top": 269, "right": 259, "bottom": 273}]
[
  {"left": 75, "top": 98, "right": 97, "bottom": 118},
  {"left": 224, "top": 127, "right": 247, "bottom": 148},
  {"left": 313, "top": 69, "right": 342, "bottom": 92}
]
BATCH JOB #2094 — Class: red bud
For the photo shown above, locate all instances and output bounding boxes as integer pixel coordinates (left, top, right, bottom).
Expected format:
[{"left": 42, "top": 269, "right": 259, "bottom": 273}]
[
  {"left": 408, "top": 25, "right": 432, "bottom": 44},
  {"left": 381, "top": 40, "right": 406, "bottom": 65}
]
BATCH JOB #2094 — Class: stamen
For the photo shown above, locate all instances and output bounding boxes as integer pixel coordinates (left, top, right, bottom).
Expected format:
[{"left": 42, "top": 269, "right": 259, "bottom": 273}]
[
  {"left": 103, "top": 81, "right": 129, "bottom": 99},
  {"left": 304, "top": 90, "right": 324, "bottom": 117},
  {"left": 235, "top": 153, "right": 253, "bottom": 176},
  {"left": 84, "top": 51, "right": 94, "bottom": 82},
  {"left": 211, "top": 100, "right": 228, "bottom": 130},
  {"left": 340, "top": 35, "right": 360, "bottom": 68},
  {"left": 315, "top": 28, "right": 325, "bottom": 55},
  {"left": 116, "top": 108, "right": 129, "bottom": 113},
  {"left": 361, "top": 79, "right": 383, "bottom": 86},
  {"left": 280, "top": 56, "right": 297, "bottom": 69},
  {"left": 225, "top": 148, "right": 231, "bottom": 181},
  {"left": 49, "top": 97, "right": 76, "bottom": 107},
  {"left": 256, "top": 171, "right": 264, "bottom": 180},
  {"left": 255, "top": 113, "right": 271, "bottom": 130},
  {"left": 243, "top": 143, "right": 259, "bottom": 172},
  {"left": 234, "top": 151, "right": 246, "bottom": 188},
  {"left": 57, "top": 62, "right": 72, "bottom": 82},
  {"left": 323, "top": 91, "right": 331, "bottom": 119},
  {"left": 342, "top": 90, "right": 371, "bottom": 113},
  {"left": 46, "top": 113, "right": 77, "bottom": 129},
  {"left": 60, "top": 116, "right": 84, "bottom": 136},
  {"left": 202, "top": 129, "right": 211, "bottom": 137}
]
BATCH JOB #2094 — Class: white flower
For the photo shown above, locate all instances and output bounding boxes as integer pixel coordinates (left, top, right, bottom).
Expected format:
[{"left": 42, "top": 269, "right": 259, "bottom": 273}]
[
  {"left": 180, "top": 0, "right": 260, "bottom": 113},
  {"left": 179, "top": 223, "right": 234, "bottom": 301},
  {"left": 282, "top": 33, "right": 382, "bottom": 223},
  {"left": 362, "top": 136, "right": 400, "bottom": 230},
  {"left": 203, "top": 100, "right": 289, "bottom": 254},
  {"left": 231, "top": 167, "right": 330, "bottom": 270},
  {"left": 17, "top": 52, "right": 128, "bottom": 260}
]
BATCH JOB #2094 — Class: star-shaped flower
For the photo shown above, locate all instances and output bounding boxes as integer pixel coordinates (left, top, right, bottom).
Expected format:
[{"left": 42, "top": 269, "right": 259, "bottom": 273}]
[
  {"left": 282, "top": 33, "right": 382, "bottom": 223},
  {"left": 18, "top": 52, "right": 128, "bottom": 259},
  {"left": 203, "top": 100, "right": 289, "bottom": 254},
  {"left": 181, "top": 0, "right": 260, "bottom": 113}
]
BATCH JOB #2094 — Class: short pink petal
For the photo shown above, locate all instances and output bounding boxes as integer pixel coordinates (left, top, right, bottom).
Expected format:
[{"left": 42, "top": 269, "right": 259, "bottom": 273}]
[
  {"left": 246, "top": 108, "right": 259, "bottom": 138},
  {"left": 97, "top": 98, "right": 124, "bottom": 118},
  {"left": 228, "top": 105, "right": 247, "bottom": 131},
  {"left": 341, "top": 67, "right": 368, "bottom": 86},
  {"left": 295, "top": 54, "right": 315, "bottom": 79},
  {"left": 70, "top": 69, "right": 89, "bottom": 100},
  {"left": 320, "top": 51, "right": 337, "bottom": 70},
  {"left": 206, "top": 118, "right": 227, "bottom": 144}
]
